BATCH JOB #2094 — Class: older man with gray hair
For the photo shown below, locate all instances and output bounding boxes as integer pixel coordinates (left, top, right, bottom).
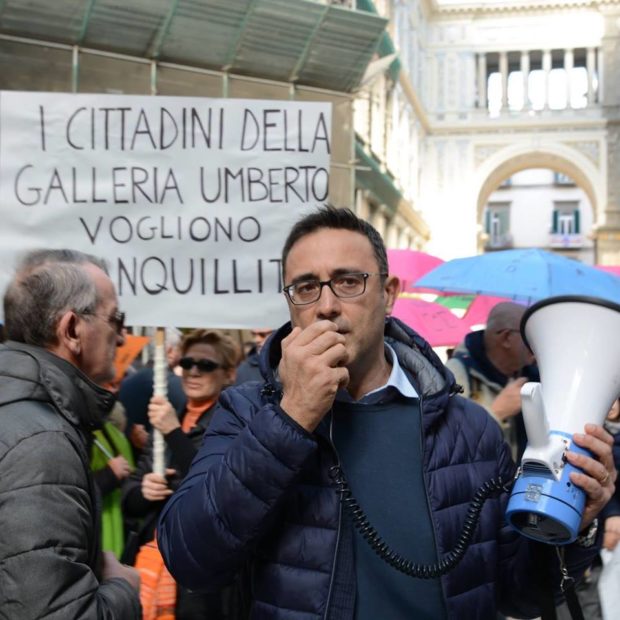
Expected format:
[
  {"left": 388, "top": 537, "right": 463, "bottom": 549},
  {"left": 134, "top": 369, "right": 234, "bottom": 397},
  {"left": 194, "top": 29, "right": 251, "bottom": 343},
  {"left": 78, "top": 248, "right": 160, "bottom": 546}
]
[
  {"left": 446, "top": 301, "right": 537, "bottom": 459},
  {"left": 0, "top": 249, "right": 141, "bottom": 618}
]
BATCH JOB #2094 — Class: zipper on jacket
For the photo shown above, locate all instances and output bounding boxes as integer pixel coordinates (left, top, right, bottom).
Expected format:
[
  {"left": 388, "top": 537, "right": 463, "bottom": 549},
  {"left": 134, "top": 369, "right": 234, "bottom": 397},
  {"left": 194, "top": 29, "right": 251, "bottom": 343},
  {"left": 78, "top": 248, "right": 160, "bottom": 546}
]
[
  {"left": 324, "top": 411, "right": 343, "bottom": 620},
  {"left": 419, "top": 394, "right": 450, "bottom": 618}
]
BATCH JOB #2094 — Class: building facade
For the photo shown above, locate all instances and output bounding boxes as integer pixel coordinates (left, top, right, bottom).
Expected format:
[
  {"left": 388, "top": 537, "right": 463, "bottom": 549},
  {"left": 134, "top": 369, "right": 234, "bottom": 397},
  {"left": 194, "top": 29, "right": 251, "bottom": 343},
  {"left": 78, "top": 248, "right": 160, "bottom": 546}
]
[
  {"left": 484, "top": 168, "right": 595, "bottom": 263},
  {"left": 385, "top": 0, "right": 620, "bottom": 263},
  {"left": 2, "top": 0, "right": 620, "bottom": 262}
]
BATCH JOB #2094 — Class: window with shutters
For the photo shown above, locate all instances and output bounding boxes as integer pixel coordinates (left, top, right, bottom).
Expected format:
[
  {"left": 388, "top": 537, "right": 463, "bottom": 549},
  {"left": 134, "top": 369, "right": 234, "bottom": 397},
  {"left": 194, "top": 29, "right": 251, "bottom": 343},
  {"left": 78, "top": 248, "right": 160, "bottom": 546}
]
[
  {"left": 550, "top": 201, "right": 582, "bottom": 248},
  {"left": 484, "top": 202, "right": 512, "bottom": 249}
]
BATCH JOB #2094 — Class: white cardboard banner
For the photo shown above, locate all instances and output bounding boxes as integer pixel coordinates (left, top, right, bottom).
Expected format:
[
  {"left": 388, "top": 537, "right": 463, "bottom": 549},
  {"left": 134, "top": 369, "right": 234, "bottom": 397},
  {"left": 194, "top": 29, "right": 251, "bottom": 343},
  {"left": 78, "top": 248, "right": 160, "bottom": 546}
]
[{"left": 0, "top": 91, "right": 332, "bottom": 328}]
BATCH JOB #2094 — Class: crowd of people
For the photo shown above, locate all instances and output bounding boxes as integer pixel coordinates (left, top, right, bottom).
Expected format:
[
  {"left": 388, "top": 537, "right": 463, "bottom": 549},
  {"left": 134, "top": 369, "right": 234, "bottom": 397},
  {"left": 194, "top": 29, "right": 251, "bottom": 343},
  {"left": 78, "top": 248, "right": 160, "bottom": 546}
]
[{"left": 0, "top": 206, "right": 618, "bottom": 619}]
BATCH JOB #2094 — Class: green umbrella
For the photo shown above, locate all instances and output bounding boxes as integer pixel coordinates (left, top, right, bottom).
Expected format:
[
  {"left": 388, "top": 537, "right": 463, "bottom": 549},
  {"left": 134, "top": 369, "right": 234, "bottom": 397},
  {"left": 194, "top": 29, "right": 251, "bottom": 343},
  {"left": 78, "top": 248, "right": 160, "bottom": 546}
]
[{"left": 434, "top": 295, "right": 474, "bottom": 310}]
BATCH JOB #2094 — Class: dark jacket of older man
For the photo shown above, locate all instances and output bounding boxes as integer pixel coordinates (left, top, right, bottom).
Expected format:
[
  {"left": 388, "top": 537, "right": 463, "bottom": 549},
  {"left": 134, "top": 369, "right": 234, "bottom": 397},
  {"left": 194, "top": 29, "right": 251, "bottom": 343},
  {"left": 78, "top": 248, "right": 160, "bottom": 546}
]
[{"left": 0, "top": 341, "right": 141, "bottom": 618}]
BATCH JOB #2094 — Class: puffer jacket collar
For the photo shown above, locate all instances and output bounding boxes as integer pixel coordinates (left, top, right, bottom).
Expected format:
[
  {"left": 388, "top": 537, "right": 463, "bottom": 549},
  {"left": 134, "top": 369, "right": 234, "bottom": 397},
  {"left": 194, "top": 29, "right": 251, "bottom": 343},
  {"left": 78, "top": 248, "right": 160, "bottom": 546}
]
[
  {"left": 0, "top": 341, "right": 115, "bottom": 431},
  {"left": 259, "top": 317, "right": 458, "bottom": 431}
]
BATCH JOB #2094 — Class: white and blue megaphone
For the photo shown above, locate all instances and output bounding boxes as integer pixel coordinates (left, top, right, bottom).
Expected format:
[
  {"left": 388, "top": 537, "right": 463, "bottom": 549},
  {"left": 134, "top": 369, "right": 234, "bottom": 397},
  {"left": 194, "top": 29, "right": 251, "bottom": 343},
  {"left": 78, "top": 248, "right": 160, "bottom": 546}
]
[{"left": 506, "top": 295, "right": 620, "bottom": 544}]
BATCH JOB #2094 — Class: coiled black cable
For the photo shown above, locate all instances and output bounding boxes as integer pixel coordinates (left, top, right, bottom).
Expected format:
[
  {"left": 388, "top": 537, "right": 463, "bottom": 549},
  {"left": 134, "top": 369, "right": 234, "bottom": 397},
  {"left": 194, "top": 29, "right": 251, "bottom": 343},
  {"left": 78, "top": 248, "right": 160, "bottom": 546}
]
[{"left": 329, "top": 464, "right": 510, "bottom": 579}]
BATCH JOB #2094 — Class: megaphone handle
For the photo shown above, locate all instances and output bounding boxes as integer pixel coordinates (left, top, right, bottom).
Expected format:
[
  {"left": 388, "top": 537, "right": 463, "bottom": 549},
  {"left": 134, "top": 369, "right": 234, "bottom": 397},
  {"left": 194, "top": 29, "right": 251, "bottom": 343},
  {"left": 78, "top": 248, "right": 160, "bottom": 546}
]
[{"left": 521, "top": 382, "right": 549, "bottom": 449}]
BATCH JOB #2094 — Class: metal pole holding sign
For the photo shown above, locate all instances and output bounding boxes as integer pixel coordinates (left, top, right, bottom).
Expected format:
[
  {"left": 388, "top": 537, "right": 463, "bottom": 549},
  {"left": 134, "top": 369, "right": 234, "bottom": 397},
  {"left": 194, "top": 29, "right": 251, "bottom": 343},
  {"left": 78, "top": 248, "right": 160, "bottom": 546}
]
[{"left": 152, "top": 327, "right": 167, "bottom": 476}]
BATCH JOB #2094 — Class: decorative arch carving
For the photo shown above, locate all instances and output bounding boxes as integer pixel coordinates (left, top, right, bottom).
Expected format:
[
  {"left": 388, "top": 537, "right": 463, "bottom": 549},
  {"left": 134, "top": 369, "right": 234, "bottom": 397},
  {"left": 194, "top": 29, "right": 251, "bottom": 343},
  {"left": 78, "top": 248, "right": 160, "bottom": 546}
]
[{"left": 473, "top": 142, "right": 605, "bottom": 225}]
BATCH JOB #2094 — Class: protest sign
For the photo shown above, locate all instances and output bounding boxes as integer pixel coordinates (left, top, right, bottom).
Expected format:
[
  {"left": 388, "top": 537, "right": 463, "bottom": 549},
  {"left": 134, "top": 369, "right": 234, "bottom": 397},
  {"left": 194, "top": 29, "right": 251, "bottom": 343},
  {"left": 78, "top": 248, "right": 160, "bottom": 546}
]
[{"left": 0, "top": 91, "right": 332, "bottom": 327}]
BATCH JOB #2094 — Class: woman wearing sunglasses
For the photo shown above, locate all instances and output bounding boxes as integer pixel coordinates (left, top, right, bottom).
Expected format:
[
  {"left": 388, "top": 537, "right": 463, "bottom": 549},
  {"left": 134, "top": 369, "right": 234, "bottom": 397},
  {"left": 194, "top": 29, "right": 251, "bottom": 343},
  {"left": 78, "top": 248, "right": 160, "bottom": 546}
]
[{"left": 121, "top": 329, "right": 240, "bottom": 620}]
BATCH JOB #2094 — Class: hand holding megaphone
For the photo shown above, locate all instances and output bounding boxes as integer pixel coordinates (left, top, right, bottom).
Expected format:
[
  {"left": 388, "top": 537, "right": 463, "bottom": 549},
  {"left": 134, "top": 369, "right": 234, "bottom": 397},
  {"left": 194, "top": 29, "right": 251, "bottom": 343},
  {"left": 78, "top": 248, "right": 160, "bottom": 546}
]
[
  {"left": 564, "top": 423, "right": 617, "bottom": 532},
  {"left": 506, "top": 296, "right": 620, "bottom": 544}
]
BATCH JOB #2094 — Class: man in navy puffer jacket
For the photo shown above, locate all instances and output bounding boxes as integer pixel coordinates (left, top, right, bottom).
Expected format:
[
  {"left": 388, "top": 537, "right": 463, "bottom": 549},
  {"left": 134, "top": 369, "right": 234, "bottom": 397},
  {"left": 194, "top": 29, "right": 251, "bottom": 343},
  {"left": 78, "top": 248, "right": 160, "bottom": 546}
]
[{"left": 159, "top": 207, "right": 616, "bottom": 619}]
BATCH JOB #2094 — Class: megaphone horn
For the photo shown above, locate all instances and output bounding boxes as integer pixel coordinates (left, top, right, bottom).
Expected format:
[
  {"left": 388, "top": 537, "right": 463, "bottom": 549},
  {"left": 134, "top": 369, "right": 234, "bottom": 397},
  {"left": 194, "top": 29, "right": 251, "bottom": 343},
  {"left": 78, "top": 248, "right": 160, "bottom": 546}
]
[{"left": 506, "top": 295, "right": 620, "bottom": 544}]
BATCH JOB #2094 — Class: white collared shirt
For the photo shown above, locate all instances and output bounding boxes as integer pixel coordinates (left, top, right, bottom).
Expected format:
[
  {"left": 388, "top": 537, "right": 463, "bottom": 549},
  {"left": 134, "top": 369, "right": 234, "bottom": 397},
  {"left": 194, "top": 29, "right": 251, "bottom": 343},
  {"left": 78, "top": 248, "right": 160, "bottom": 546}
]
[{"left": 336, "top": 342, "right": 419, "bottom": 404}]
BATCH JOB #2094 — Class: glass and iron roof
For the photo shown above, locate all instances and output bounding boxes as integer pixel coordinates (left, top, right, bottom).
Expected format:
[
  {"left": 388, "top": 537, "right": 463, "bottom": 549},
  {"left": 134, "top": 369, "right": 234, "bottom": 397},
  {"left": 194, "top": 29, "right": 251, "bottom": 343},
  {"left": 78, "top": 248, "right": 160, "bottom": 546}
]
[{"left": 0, "top": 0, "right": 388, "bottom": 92}]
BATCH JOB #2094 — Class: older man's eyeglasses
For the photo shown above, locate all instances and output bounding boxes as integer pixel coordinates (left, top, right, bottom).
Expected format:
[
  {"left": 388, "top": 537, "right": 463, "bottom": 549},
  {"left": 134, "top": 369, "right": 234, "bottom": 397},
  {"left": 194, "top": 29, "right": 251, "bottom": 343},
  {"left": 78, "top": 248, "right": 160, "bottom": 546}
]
[
  {"left": 81, "top": 309, "right": 126, "bottom": 335},
  {"left": 283, "top": 272, "right": 387, "bottom": 306}
]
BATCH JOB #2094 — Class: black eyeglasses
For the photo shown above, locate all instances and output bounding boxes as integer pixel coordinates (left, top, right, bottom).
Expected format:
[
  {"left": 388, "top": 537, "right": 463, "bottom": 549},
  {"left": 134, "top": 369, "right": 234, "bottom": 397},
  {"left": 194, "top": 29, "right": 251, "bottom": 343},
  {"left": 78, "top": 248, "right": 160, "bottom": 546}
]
[
  {"left": 179, "top": 357, "right": 221, "bottom": 373},
  {"left": 283, "top": 272, "right": 387, "bottom": 306},
  {"left": 81, "top": 309, "right": 125, "bottom": 335}
]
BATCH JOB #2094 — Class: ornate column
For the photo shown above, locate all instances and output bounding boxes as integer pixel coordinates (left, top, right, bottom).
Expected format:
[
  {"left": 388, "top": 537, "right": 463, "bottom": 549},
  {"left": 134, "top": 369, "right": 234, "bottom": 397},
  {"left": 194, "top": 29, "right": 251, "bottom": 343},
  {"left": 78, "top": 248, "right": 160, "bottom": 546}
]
[
  {"left": 542, "top": 49, "right": 552, "bottom": 109},
  {"left": 520, "top": 50, "right": 530, "bottom": 110},
  {"left": 499, "top": 51, "right": 509, "bottom": 110},
  {"left": 586, "top": 47, "right": 597, "bottom": 105},
  {"left": 385, "top": 220, "right": 400, "bottom": 249},
  {"left": 371, "top": 207, "right": 387, "bottom": 239},
  {"left": 564, "top": 48, "right": 573, "bottom": 108},
  {"left": 398, "top": 228, "right": 411, "bottom": 249},
  {"left": 477, "top": 52, "right": 487, "bottom": 109},
  {"left": 355, "top": 189, "right": 371, "bottom": 221},
  {"left": 596, "top": 14, "right": 620, "bottom": 263},
  {"left": 597, "top": 47, "right": 604, "bottom": 103}
]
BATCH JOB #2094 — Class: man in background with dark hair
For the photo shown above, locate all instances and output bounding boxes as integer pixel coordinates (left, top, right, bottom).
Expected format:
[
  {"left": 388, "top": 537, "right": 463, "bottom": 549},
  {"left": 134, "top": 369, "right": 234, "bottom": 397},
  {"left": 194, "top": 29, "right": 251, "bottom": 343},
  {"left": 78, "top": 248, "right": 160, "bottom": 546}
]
[
  {"left": 0, "top": 249, "right": 140, "bottom": 618},
  {"left": 234, "top": 328, "right": 273, "bottom": 385},
  {"left": 159, "top": 207, "right": 615, "bottom": 619}
]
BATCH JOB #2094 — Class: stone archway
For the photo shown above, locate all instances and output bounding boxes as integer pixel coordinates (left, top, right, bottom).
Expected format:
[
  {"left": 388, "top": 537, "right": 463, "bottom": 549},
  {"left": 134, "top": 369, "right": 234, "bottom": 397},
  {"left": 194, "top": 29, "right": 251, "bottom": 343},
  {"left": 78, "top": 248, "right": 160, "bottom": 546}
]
[
  {"left": 471, "top": 141, "right": 605, "bottom": 258},
  {"left": 475, "top": 146, "right": 603, "bottom": 226}
]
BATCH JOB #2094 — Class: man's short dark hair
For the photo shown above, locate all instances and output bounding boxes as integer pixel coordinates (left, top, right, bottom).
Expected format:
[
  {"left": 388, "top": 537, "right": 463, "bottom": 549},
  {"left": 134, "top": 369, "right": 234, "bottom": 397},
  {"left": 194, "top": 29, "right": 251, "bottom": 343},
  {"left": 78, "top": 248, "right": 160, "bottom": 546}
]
[
  {"left": 3, "top": 249, "right": 108, "bottom": 347},
  {"left": 281, "top": 205, "right": 388, "bottom": 280}
]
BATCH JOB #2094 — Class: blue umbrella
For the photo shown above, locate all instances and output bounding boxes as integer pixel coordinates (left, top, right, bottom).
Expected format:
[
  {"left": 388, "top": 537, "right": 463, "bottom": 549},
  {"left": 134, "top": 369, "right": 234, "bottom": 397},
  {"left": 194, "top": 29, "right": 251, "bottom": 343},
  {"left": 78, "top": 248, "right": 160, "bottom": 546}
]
[{"left": 414, "top": 248, "right": 620, "bottom": 305}]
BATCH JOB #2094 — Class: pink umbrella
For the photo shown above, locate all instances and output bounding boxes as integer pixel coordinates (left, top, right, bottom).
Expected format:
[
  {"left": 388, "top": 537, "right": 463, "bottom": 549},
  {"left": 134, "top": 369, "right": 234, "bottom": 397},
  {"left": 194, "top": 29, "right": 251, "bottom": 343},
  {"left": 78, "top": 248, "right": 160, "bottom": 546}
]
[
  {"left": 387, "top": 249, "right": 444, "bottom": 293},
  {"left": 596, "top": 265, "right": 620, "bottom": 277},
  {"left": 391, "top": 298, "right": 473, "bottom": 347}
]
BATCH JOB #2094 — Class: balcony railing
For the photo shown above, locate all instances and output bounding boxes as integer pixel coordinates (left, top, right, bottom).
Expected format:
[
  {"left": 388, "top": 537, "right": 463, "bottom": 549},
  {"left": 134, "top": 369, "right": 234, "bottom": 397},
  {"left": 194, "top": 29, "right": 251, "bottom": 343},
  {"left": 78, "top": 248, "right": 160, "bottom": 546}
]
[{"left": 549, "top": 233, "right": 583, "bottom": 249}]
